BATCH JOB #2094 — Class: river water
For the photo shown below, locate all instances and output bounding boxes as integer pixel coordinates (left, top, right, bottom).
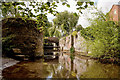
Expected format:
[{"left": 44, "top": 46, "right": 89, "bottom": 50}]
[{"left": 2, "top": 53, "right": 120, "bottom": 79}]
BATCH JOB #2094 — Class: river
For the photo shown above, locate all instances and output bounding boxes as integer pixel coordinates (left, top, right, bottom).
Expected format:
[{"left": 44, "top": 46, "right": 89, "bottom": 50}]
[{"left": 2, "top": 52, "right": 120, "bottom": 79}]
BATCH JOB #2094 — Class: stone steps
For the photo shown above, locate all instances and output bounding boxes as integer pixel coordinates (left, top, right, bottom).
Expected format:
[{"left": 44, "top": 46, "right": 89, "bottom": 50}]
[{"left": 14, "top": 54, "right": 30, "bottom": 60}]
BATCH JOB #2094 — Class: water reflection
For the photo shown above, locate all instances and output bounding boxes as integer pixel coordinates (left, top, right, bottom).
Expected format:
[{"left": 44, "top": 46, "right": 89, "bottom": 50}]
[
  {"left": 59, "top": 53, "right": 120, "bottom": 78},
  {"left": 2, "top": 53, "right": 120, "bottom": 78}
]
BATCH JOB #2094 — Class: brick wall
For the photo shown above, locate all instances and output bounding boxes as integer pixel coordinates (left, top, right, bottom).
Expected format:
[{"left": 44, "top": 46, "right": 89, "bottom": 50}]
[
  {"left": 109, "top": 5, "right": 120, "bottom": 25},
  {"left": 118, "top": 5, "right": 120, "bottom": 25}
]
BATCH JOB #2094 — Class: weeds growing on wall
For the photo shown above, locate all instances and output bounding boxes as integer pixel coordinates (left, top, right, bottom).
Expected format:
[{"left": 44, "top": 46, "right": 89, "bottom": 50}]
[
  {"left": 70, "top": 46, "right": 75, "bottom": 61},
  {"left": 2, "top": 34, "right": 16, "bottom": 56}
]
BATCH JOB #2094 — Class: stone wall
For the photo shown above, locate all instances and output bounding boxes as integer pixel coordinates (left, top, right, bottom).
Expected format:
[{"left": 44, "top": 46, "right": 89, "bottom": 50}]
[
  {"left": 2, "top": 18, "right": 43, "bottom": 57},
  {"left": 59, "top": 32, "right": 90, "bottom": 54},
  {"left": 59, "top": 35, "right": 72, "bottom": 51},
  {"left": 73, "top": 32, "right": 89, "bottom": 53}
]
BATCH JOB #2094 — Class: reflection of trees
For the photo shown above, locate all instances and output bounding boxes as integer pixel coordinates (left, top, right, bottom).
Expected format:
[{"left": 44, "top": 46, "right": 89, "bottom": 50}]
[
  {"left": 80, "top": 62, "right": 119, "bottom": 78},
  {"left": 51, "top": 64, "right": 72, "bottom": 78},
  {"left": 46, "top": 63, "right": 69, "bottom": 78},
  {"left": 49, "top": 55, "right": 119, "bottom": 78},
  {"left": 86, "top": 59, "right": 89, "bottom": 67},
  {"left": 59, "top": 54, "right": 93, "bottom": 78},
  {"left": 59, "top": 53, "right": 119, "bottom": 78},
  {"left": 73, "top": 57, "right": 88, "bottom": 78}
]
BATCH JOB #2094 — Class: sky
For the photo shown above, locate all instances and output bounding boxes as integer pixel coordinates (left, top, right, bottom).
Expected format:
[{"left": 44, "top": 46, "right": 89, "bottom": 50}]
[
  {"left": 97, "top": 0, "right": 120, "bottom": 14},
  {"left": 47, "top": 0, "right": 120, "bottom": 28}
]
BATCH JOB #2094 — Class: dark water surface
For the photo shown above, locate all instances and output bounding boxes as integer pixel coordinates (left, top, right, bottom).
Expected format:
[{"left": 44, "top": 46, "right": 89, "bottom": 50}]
[{"left": 2, "top": 53, "right": 120, "bottom": 78}]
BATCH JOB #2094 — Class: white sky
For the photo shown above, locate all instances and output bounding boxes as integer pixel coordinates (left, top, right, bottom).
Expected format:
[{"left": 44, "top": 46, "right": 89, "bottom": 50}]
[
  {"left": 47, "top": 0, "right": 120, "bottom": 28},
  {"left": 97, "top": 0, "right": 120, "bottom": 14},
  {"left": 47, "top": 0, "right": 79, "bottom": 22}
]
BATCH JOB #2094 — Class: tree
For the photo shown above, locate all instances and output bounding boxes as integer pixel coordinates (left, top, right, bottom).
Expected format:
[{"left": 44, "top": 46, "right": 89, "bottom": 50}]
[
  {"left": 1, "top": 1, "right": 94, "bottom": 37},
  {"left": 48, "top": 24, "right": 62, "bottom": 38},
  {"left": 75, "top": 24, "right": 83, "bottom": 32},
  {"left": 1, "top": 1, "right": 94, "bottom": 18},
  {"left": 80, "top": 10, "right": 120, "bottom": 59},
  {"left": 44, "top": 22, "right": 53, "bottom": 37},
  {"left": 36, "top": 14, "right": 53, "bottom": 37},
  {"left": 52, "top": 11, "right": 79, "bottom": 37}
]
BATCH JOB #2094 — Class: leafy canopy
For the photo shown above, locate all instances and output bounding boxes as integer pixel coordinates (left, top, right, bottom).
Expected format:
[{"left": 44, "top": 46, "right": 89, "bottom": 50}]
[
  {"left": 1, "top": 1, "right": 94, "bottom": 37},
  {"left": 51, "top": 11, "right": 79, "bottom": 37}
]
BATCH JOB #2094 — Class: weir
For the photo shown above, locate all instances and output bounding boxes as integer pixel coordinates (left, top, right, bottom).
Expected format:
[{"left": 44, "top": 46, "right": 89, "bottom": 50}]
[{"left": 44, "top": 37, "right": 60, "bottom": 59}]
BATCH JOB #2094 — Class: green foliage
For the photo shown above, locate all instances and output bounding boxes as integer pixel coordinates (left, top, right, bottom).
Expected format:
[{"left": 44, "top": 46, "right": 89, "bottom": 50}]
[
  {"left": 63, "top": 37, "right": 66, "bottom": 41},
  {"left": 52, "top": 11, "right": 79, "bottom": 37},
  {"left": 48, "top": 25, "right": 61, "bottom": 38},
  {"left": 2, "top": 34, "right": 16, "bottom": 55},
  {"left": 1, "top": 1, "right": 59, "bottom": 36},
  {"left": 70, "top": 54, "right": 74, "bottom": 61},
  {"left": 1, "top": 2, "right": 59, "bottom": 19},
  {"left": 1, "top": 1, "right": 94, "bottom": 57},
  {"left": 36, "top": 14, "right": 49, "bottom": 31},
  {"left": 44, "top": 22, "right": 53, "bottom": 37},
  {"left": 76, "top": 24, "right": 83, "bottom": 32},
  {"left": 70, "top": 46, "right": 75, "bottom": 61},
  {"left": 70, "top": 46, "right": 75, "bottom": 54},
  {"left": 1, "top": 1, "right": 93, "bottom": 19},
  {"left": 66, "top": 4, "right": 70, "bottom": 8},
  {"left": 72, "top": 31, "right": 77, "bottom": 36},
  {"left": 80, "top": 11, "right": 120, "bottom": 59},
  {"left": 1, "top": 1, "right": 94, "bottom": 38},
  {"left": 76, "top": 1, "right": 94, "bottom": 13}
]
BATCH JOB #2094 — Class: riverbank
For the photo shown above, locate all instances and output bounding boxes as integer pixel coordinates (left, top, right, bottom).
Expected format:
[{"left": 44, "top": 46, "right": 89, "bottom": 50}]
[
  {"left": 2, "top": 52, "right": 120, "bottom": 78},
  {"left": 1, "top": 57, "right": 19, "bottom": 79},
  {"left": 61, "top": 51, "right": 120, "bottom": 65},
  {"left": 2, "top": 57, "right": 19, "bottom": 70}
]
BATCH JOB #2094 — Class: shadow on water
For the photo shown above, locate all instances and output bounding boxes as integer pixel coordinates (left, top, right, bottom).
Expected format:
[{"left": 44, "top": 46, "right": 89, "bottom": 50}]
[{"left": 2, "top": 52, "right": 120, "bottom": 78}]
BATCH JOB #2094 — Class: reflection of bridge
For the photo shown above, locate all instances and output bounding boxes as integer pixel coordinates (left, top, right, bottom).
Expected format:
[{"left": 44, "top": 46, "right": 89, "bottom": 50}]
[{"left": 44, "top": 37, "right": 60, "bottom": 59}]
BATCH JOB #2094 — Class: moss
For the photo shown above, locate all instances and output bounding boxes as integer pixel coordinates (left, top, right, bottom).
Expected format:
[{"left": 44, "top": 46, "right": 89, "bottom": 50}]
[
  {"left": 72, "top": 31, "right": 77, "bottom": 36},
  {"left": 2, "top": 18, "right": 43, "bottom": 58},
  {"left": 63, "top": 37, "right": 66, "bottom": 40}
]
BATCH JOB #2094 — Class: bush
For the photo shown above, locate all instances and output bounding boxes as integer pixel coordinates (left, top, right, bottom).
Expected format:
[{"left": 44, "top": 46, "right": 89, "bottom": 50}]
[
  {"left": 81, "top": 18, "right": 120, "bottom": 59},
  {"left": 70, "top": 46, "right": 75, "bottom": 54}
]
